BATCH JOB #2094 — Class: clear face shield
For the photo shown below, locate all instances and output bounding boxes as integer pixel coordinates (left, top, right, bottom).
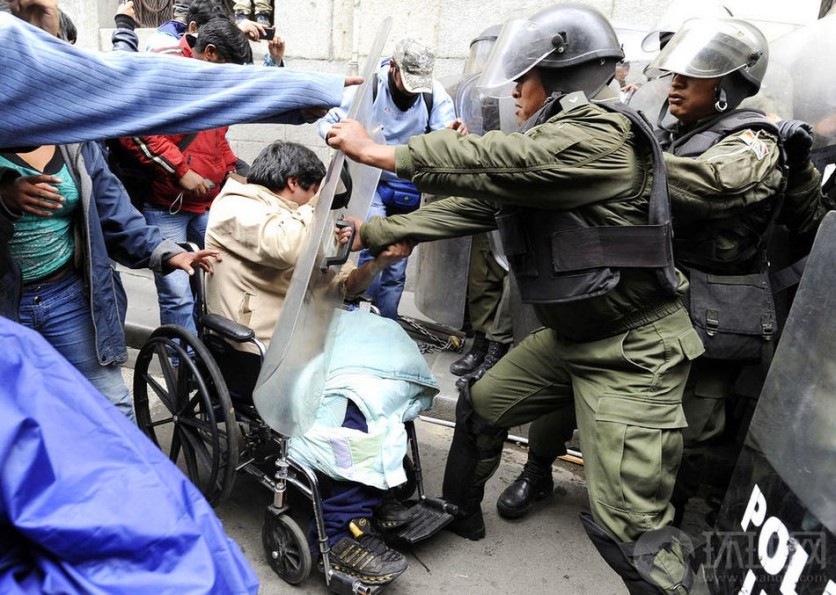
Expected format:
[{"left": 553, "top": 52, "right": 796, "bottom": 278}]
[
  {"left": 645, "top": 18, "right": 762, "bottom": 80},
  {"left": 640, "top": 0, "right": 733, "bottom": 52},
  {"left": 476, "top": 19, "right": 558, "bottom": 98}
]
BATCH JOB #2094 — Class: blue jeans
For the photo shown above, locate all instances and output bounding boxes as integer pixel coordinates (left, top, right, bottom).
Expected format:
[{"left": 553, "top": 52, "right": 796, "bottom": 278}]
[
  {"left": 359, "top": 192, "right": 408, "bottom": 320},
  {"left": 308, "top": 401, "right": 383, "bottom": 555},
  {"left": 19, "top": 273, "right": 134, "bottom": 420},
  {"left": 143, "top": 205, "right": 208, "bottom": 334}
]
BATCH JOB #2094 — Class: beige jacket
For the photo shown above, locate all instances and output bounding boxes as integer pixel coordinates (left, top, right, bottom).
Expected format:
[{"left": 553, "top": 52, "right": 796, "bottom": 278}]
[{"left": 205, "top": 179, "right": 350, "bottom": 353}]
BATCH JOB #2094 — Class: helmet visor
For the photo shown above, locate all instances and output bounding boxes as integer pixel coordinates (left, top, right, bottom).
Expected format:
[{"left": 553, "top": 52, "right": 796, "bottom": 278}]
[
  {"left": 645, "top": 19, "right": 755, "bottom": 80},
  {"left": 476, "top": 19, "right": 558, "bottom": 97}
]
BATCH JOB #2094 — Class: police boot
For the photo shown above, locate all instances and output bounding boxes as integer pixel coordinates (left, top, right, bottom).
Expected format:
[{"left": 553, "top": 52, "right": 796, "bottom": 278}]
[
  {"left": 455, "top": 340, "right": 509, "bottom": 389},
  {"left": 496, "top": 453, "right": 555, "bottom": 519},
  {"left": 449, "top": 332, "right": 488, "bottom": 376},
  {"left": 442, "top": 382, "right": 505, "bottom": 541}
]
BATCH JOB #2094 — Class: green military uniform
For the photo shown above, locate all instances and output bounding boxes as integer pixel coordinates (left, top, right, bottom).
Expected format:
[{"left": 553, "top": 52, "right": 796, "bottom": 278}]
[
  {"left": 361, "top": 99, "right": 705, "bottom": 592},
  {"left": 527, "top": 120, "right": 828, "bottom": 519},
  {"left": 466, "top": 232, "right": 513, "bottom": 344}
]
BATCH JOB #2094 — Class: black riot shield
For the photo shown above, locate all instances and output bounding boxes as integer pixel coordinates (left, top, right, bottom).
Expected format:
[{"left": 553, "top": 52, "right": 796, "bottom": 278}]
[
  {"left": 706, "top": 212, "right": 836, "bottom": 594},
  {"left": 251, "top": 19, "right": 391, "bottom": 437}
]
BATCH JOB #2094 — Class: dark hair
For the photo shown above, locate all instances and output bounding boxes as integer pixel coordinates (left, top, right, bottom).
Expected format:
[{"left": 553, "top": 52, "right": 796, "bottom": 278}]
[
  {"left": 248, "top": 141, "right": 326, "bottom": 192},
  {"left": 59, "top": 9, "right": 77, "bottom": 44},
  {"left": 194, "top": 17, "right": 253, "bottom": 65},
  {"left": 186, "top": 0, "right": 229, "bottom": 28}
]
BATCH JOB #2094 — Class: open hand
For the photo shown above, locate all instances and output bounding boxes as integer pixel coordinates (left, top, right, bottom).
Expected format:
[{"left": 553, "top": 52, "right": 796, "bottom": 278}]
[
  {"left": 166, "top": 248, "right": 221, "bottom": 275},
  {"left": 1, "top": 174, "right": 64, "bottom": 217}
]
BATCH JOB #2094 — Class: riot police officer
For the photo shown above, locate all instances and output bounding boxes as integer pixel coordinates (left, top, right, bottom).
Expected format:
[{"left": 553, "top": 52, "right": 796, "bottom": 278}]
[
  {"left": 327, "top": 4, "right": 703, "bottom": 593},
  {"left": 648, "top": 17, "right": 827, "bottom": 524},
  {"left": 506, "top": 15, "right": 829, "bottom": 531}
]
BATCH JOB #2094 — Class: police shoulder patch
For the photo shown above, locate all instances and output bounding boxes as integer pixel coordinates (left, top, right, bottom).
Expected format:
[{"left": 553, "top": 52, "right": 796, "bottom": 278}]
[{"left": 739, "top": 129, "right": 770, "bottom": 161}]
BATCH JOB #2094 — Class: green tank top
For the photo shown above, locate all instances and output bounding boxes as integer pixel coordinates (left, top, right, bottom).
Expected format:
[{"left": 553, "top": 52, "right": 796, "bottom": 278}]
[{"left": 0, "top": 150, "right": 80, "bottom": 283}]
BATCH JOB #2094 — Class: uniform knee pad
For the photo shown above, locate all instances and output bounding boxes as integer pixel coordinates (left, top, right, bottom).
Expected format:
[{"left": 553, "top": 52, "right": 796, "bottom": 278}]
[{"left": 580, "top": 513, "right": 694, "bottom": 594}]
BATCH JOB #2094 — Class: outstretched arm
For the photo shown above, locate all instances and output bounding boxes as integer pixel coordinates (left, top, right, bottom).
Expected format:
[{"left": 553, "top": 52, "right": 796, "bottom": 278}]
[
  {"left": 344, "top": 241, "right": 413, "bottom": 297},
  {"left": 327, "top": 119, "right": 397, "bottom": 172},
  {"left": 0, "top": 13, "right": 360, "bottom": 148}
]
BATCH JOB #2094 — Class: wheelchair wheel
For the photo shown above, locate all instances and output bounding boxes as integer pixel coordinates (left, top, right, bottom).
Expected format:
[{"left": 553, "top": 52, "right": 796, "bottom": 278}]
[
  {"left": 262, "top": 506, "right": 312, "bottom": 585},
  {"left": 391, "top": 455, "right": 417, "bottom": 501},
  {"left": 133, "top": 325, "right": 239, "bottom": 505}
]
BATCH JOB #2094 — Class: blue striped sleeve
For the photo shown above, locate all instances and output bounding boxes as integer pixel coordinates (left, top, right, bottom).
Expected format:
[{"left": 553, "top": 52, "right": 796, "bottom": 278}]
[{"left": 0, "top": 13, "right": 345, "bottom": 147}]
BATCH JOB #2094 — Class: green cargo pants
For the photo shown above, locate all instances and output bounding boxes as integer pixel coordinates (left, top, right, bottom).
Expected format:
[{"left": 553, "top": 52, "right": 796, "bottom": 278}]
[
  {"left": 467, "top": 233, "right": 513, "bottom": 344},
  {"left": 466, "top": 306, "right": 703, "bottom": 590}
]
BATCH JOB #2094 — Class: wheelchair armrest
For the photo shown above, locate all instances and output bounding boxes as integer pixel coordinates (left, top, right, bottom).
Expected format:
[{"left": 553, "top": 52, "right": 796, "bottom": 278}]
[{"left": 201, "top": 313, "right": 255, "bottom": 343}]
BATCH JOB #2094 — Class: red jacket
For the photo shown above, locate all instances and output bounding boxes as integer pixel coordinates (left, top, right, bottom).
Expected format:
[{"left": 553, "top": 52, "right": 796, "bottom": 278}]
[{"left": 120, "top": 37, "right": 238, "bottom": 214}]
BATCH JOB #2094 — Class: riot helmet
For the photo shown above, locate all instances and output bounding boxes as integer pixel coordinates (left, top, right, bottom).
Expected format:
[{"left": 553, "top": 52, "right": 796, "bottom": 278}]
[
  {"left": 464, "top": 25, "right": 502, "bottom": 75},
  {"left": 477, "top": 3, "right": 624, "bottom": 98},
  {"left": 641, "top": 0, "right": 733, "bottom": 52},
  {"left": 646, "top": 17, "right": 768, "bottom": 112}
]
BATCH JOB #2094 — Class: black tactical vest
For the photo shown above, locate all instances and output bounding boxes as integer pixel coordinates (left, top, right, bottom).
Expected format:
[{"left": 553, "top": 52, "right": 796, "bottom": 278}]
[
  {"left": 660, "top": 110, "right": 785, "bottom": 274},
  {"left": 495, "top": 93, "right": 678, "bottom": 304}
]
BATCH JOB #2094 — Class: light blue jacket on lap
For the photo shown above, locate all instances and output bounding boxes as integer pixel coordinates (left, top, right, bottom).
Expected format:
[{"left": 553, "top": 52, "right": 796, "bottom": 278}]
[{"left": 288, "top": 309, "right": 439, "bottom": 490}]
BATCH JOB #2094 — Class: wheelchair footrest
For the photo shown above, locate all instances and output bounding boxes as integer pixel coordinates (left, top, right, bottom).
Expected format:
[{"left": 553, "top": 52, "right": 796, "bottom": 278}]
[
  {"left": 326, "top": 568, "right": 386, "bottom": 595},
  {"left": 388, "top": 497, "right": 457, "bottom": 544}
]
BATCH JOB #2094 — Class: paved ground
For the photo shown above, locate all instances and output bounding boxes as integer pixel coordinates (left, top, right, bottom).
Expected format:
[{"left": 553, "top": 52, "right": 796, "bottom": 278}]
[{"left": 121, "top": 266, "right": 626, "bottom": 594}]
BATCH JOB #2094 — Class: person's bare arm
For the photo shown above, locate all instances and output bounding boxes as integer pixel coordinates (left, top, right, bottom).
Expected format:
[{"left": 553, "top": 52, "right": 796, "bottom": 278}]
[{"left": 344, "top": 241, "right": 413, "bottom": 296}]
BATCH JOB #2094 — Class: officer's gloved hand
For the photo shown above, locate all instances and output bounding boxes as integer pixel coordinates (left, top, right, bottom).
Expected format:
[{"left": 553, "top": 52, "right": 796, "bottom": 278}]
[{"left": 777, "top": 119, "right": 814, "bottom": 174}]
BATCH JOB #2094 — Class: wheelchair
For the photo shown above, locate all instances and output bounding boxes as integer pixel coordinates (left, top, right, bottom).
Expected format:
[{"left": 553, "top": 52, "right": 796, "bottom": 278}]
[{"left": 131, "top": 260, "right": 457, "bottom": 594}]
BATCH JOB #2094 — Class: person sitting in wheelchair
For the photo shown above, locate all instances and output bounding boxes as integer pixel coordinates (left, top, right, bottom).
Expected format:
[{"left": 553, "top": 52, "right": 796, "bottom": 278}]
[{"left": 204, "top": 140, "right": 432, "bottom": 586}]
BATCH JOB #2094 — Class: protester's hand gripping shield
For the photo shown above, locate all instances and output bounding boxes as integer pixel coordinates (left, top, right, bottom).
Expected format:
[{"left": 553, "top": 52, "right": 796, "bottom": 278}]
[{"left": 252, "top": 19, "right": 391, "bottom": 437}]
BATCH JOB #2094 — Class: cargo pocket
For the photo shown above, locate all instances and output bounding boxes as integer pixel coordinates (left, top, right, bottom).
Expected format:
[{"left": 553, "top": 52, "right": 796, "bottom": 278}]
[
  {"left": 591, "top": 395, "right": 686, "bottom": 516},
  {"left": 678, "top": 327, "right": 704, "bottom": 362}
]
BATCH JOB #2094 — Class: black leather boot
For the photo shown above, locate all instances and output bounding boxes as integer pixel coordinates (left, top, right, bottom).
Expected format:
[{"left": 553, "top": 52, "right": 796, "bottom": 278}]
[
  {"left": 455, "top": 340, "right": 510, "bottom": 389},
  {"left": 496, "top": 453, "right": 555, "bottom": 519},
  {"left": 449, "top": 332, "right": 488, "bottom": 376}
]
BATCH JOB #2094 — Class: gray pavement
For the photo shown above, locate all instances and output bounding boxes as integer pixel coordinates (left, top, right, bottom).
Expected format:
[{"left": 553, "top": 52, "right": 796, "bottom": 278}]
[{"left": 120, "top": 266, "right": 626, "bottom": 594}]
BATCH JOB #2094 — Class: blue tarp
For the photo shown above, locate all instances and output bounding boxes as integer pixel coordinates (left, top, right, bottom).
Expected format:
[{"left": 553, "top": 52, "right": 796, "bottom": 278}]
[{"left": 0, "top": 317, "right": 258, "bottom": 594}]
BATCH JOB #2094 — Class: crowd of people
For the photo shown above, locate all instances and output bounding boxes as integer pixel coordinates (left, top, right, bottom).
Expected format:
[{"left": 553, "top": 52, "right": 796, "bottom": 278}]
[{"left": 1, "top": 0, "right": 833, "bottom": 593}]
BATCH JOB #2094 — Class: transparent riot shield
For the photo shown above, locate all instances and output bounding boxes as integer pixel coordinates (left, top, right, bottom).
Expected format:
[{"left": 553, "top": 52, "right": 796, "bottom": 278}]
[
  {"left": 627, "top": 75, "right": 673, "bottom": 127},
  {"left": 252, "top": 18, "right": 391, "bottom": 437},
  {"left": 412, "top": 74, "right": 486, "bottom": 330},
  {"left": 708, "top": 212, "right": 836, "bottom": 592},
  {"left": 748, "top": 15, "right": 836, "bottom": 174}
]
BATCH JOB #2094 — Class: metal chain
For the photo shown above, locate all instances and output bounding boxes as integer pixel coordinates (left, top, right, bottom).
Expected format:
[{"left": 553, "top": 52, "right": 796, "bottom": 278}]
[{"left": 398, "top": 316, "right": 464, "bottom": 354}]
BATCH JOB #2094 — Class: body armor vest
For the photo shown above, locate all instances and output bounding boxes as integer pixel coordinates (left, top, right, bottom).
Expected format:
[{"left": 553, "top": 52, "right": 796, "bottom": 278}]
[
  {"left": 660, "top": 110, "right": 785, "bottom": 274},
  {"left": 495, "top": 94, "right": 678, "bottom": 304}
]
